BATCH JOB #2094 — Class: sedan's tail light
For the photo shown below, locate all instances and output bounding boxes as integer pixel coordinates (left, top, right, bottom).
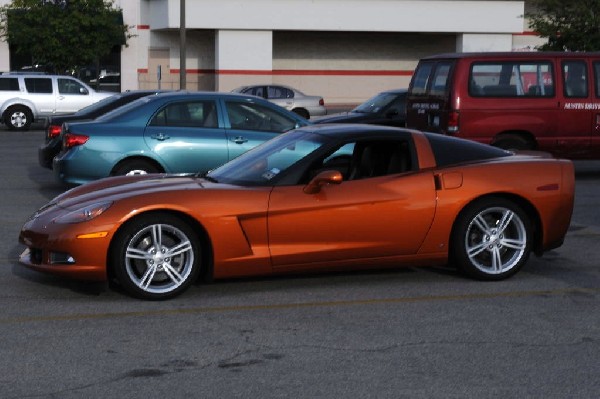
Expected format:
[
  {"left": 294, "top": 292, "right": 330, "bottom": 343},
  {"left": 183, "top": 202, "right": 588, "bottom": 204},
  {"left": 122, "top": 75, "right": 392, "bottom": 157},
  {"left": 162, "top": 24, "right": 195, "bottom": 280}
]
[
  {"left": 47, "top": 124, "right": 62, "bottom": 139},
  {"left": 63, "top": 133, "right": 89, "bottom": 149},
  {"left": 319, "top": 98, "right": 325, "bottom": 106}
]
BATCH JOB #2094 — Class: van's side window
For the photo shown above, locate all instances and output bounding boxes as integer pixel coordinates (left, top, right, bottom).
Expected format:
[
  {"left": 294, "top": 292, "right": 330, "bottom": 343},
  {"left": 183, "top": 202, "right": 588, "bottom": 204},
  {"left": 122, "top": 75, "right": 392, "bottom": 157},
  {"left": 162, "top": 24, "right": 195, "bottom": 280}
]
[
  {"left": 470, "top": 62, "right": 554, "bottom": 97},
  {"left": 411, "top": 62, "right": 434, "bottom": 96},
  {"left": 562, "top": 61, "right": 588, "bottom": 98},
  {"left": 430, "top": 62, "right": 452, "bottom": 96},
  {"left": 594, "top": 62, "right": 600, "bottom": 97}
]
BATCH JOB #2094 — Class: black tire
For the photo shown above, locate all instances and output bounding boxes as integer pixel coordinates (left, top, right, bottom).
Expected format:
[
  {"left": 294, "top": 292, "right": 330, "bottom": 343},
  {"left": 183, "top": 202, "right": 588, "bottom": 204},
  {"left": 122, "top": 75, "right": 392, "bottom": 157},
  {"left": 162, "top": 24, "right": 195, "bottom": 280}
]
[
  {"left": 451, "top": 197, "right": 532, "bottom": 281},
  {"left": 111, "top": 213, "right": 202, "bottom": 300},
  {"left": 4, "top": 105, "right": 33, "bottom": 131},
  {"left": 492, "top": 134, "right": 533, "bottom": 151},
  {"left": 113, "top": 159, "right": 160, "bottom": 176},
  {"left": 292, "top": 108, "right": 310, "bottom": 119}
]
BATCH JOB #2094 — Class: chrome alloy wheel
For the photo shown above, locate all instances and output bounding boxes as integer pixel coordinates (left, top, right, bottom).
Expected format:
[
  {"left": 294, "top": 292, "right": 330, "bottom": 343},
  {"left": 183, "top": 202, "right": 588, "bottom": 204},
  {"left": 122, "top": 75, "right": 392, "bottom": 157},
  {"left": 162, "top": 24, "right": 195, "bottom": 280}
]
[
  {"left": 464, "top": 206, "right": 527, "bottom": 275},
  {"left": 124, "top": 223, "right": 195, "bottom": 294},
  {"left": 125, "top": 169, "right": 149, "bottom": 176},
  {"left": 10, "top": 111, "right": 28, "bottom": 128}
]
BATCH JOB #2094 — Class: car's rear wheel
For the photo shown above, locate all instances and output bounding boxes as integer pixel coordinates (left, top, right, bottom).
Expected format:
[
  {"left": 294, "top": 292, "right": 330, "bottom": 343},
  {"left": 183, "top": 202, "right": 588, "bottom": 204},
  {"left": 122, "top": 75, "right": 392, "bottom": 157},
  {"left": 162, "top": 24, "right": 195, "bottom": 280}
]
[
  {"left": 111, "top": 213, "right": 202, "bottom": 299},
  {"left": 4, "top": 105, "right": 33, "bottom": 131},
  {"left": 451, "top": 197, "right": 532, "bottom": 280},
  {"left": 113, "top": 159, "right": 161, "bottom": 176}
]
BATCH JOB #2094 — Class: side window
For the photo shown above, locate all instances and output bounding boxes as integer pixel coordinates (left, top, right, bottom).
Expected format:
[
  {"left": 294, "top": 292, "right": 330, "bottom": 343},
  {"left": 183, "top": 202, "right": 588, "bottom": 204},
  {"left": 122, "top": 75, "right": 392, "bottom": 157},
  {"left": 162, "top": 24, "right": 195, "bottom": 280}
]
[
  {"left": 268, "top": 86, "right": 294, "bottom": 99},
  {"left": 245, "top": 86, "right": 265, "bottom": 98},
  {"left": 306, "top": 139, "right": 413, "bottom": 183},
  {"left": 563, "top": 60, "right": 588, "bottom": 98},
  {"left": 594, "top": 62, "right": 600, "bottom": 97},
  {"left": 225, "top": 101, "right": 297, "bottom": 132},
  {"left": 429, "top": 62, "right": 452, "bottom": 96},
  {"left": 149, "top": 101, "right": 218, "bottom": 128},
  {"left": 410, "top": 62, "right": 434, "bottom": 96},
  {"left": 58, "top": 78, "right": 87, "bottom": 95},
  {"left": 24, "top": 78, "right": 53, "bottom": 94},
  {"left": 470, "top": 62, "right": 554, "bottom": 97},
  {"left": 0, "top": 77, "right": 19, "bottom": 91}
]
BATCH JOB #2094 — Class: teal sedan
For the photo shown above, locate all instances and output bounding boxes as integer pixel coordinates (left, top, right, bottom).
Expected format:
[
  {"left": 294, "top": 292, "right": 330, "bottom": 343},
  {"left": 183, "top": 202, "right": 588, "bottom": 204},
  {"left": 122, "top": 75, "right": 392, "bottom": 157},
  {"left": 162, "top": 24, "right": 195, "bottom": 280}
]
[{"left": 53, "top": 92, "right": 309, "bottom": 185}]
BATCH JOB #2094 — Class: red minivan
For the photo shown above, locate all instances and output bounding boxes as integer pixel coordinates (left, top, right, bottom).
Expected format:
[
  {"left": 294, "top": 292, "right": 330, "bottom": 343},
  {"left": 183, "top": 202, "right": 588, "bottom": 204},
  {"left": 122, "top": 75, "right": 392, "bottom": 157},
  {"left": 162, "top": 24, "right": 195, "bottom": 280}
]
[{"left": 406, "top": 52, "right": 600, "bottom": 159}]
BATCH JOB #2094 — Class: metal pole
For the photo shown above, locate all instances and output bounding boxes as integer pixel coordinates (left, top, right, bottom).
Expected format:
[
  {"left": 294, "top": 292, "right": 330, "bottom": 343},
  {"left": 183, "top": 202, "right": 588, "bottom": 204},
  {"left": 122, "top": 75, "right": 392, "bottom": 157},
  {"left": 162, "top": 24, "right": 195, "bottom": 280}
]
[{"left": 179, "top": 0, "right": 186, "bottom": 90}]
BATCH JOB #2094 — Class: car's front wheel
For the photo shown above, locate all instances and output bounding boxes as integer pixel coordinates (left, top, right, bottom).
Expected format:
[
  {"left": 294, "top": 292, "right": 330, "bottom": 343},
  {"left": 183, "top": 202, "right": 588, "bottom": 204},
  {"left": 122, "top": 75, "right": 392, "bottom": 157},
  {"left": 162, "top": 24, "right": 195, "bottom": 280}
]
[
  {"left": 4, "top": 105, "right": 33, "bottom": 131},
  {"left": 451, "top": 197, "right": 532, "bottom": 280},
  {"left": 111, "top": 213, "right": 202, "bottom": 299}
]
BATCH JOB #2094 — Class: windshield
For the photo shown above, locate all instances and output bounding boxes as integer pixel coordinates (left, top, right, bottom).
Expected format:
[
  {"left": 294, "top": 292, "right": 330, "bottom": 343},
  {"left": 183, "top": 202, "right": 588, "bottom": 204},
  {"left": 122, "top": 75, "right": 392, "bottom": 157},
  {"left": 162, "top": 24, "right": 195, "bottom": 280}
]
[
  {"left": 207, "top": 130, "right": 329, "bottom": 186},
  {"left": 353, "top": 92, "right": 398, "bottom": 114}
]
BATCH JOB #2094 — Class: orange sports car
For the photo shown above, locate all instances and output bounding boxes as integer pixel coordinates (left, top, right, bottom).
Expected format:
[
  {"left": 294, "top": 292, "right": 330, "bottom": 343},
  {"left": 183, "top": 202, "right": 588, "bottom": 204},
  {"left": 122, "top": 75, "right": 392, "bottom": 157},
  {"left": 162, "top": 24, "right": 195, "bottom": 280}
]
[{"left": 19, "top": 124, "right": 575, "bottom": 299}]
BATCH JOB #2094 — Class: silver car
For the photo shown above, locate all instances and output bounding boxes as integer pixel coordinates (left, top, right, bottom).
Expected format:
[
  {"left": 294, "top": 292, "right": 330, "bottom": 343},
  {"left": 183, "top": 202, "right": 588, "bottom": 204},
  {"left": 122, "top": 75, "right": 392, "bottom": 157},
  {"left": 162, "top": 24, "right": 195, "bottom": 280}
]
[{"left": 233, "top": 84, "right": 326, "bottom": 119}]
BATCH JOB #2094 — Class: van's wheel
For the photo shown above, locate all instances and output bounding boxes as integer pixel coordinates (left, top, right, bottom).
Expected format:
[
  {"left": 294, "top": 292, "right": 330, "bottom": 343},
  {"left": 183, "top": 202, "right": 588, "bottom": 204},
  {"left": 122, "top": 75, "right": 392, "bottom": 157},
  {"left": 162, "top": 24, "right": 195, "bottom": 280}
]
[
  {"left": 4, "top": 105, "right": 33, "bottom": 131},
  {"left": 292, "top": 108, "right": 310, "bottom": 119},
  {"left": 451, "top": 197, "right": 532, "bottom": 281},
  {"left": 113, "top": 159, "right": 161, "bottom": 176},
  {"left": 111, "top": 213, "right": 202, "bottom": 300},
  {"left": 492, "top": 134, "right": 533, "bottom": 151}
]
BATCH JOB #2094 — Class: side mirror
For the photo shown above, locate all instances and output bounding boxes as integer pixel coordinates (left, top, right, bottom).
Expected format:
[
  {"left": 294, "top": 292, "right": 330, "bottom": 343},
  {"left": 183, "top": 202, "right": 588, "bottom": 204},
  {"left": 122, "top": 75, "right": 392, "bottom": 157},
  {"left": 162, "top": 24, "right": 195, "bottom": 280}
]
[{"left": 303, "top": 170, "right": 343, "bottom": 194}]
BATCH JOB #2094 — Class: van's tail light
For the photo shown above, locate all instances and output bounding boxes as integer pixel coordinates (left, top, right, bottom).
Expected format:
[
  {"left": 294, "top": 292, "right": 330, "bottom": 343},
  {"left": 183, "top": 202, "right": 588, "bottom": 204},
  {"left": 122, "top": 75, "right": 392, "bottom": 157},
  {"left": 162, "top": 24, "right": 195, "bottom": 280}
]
[
  {"left": 447, "top": 111, "right": 460, "bottom": 135},
  {"left": 63, "top": 133, "right": 89, "bottom": 149},
  {"left": 319, "top": 98, "right": 325, "bottom": 106},
  {"left": 47, "top": 124, "right": 62, "bottom": 139}
]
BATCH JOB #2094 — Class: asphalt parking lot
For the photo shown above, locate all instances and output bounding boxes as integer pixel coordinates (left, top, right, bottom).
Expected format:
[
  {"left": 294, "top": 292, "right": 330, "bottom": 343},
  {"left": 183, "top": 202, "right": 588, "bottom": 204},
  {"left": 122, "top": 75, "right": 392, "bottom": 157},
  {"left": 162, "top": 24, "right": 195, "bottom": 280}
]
[{"left": 1, "top": 128, "right": 599, "bottom": 398}]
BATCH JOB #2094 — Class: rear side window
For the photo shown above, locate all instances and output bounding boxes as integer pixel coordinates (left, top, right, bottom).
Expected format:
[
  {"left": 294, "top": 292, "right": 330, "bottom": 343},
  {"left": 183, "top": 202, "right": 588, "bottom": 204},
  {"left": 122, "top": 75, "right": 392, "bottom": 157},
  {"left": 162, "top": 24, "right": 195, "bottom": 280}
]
[
  {"left": 410, "top": 62, "right": 434, "bottom": 96},
  {"left": 470, "top": 62, "right": 554, "bottom": 97},
  {"left": 24, "top": 78, "right": 53, "bottom": 94},
  {"left": 0, "top": 77, "right": 19, "bottom": 91},
  {"left": 594, "top": 62, "right": 600, "bottom": 97},
  {"left": 268, "top": 86, "right": 294, "bottom": 99},
  {"left": 562, "top": 60, "right": 588, "bottom": 98}
]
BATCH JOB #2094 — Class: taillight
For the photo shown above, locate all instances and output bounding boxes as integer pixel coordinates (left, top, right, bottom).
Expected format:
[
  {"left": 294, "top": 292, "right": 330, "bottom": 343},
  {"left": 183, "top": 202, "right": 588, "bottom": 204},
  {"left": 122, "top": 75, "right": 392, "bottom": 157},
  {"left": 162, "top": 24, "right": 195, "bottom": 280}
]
[
  {"left": 63, "top": 133, "right": 89, "bottom": 149},
  {"left": 447, "top": 111, "right": 459, "bottom": 135},
  {"left": 319, "top": 98, "right": 325, "bottom": 106},
  {"left": 47, "top": 124, "right": 62, "bottom": 139}
]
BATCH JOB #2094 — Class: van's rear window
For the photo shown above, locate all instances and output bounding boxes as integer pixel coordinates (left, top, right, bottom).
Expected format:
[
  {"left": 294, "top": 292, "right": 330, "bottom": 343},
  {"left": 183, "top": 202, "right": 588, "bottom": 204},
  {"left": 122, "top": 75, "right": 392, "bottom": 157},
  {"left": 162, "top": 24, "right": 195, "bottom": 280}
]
[
  {"left": 470, "top": 61, "right": 555, "bottom": 98},
  {"left": 410, "top": 61, "right": 452, "bottom": 97}
]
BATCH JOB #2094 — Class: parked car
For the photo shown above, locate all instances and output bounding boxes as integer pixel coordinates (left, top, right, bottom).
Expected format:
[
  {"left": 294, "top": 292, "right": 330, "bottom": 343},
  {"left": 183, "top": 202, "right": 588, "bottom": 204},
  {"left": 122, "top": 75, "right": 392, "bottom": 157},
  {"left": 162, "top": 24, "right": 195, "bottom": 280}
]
[
  {"left": 38, "top": 90, "right": 165, "bottom": 169},
  {"left": 313, "top": 89, "right": 406, "bottom": 126},
  {"left": 20, "top": 124, "right": 574, "bottom": 299},
  {"left": 0, "top": 73, "right": 112, "bottom": 130},
  {"left": 52, "top": 91, "right": 309, "bottom": 185},
  {"left": 232, "top": 84, "right": 326, "bottom": 119},
  {"left": 406, "top": 51, "right": 600, "bottom": 158}
]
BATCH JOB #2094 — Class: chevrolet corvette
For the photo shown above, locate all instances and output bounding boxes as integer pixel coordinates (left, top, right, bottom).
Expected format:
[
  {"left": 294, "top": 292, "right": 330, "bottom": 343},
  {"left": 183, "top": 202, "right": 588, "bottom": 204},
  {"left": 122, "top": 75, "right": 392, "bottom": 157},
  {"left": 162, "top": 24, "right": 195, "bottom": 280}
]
[{"left": 19, "top": 124, "right": 575, "bottom": 299}]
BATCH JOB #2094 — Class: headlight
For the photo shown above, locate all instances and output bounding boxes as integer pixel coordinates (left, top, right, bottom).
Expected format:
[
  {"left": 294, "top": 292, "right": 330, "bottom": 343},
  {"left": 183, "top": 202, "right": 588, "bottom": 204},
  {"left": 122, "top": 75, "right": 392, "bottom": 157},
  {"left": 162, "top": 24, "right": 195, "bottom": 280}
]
[{"left": 55, "top": 201, "right": 113, "bottom": 224}]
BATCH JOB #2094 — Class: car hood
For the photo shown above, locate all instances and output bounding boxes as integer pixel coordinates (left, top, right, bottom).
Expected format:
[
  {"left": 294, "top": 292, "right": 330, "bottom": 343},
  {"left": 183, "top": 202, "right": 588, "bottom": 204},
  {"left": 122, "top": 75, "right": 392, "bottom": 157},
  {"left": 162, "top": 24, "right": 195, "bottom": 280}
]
[{"left": 52, "top": 174, "right": 215, "bottom": 210}]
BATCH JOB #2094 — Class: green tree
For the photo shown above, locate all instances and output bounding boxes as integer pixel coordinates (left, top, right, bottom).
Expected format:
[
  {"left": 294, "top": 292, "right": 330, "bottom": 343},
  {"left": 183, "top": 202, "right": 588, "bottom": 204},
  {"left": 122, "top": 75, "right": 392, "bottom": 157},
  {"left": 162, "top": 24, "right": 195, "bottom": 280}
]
[
  {"left": 0, "top": 0, "right": 131, "bottom": 74},
  {"left": 526, "top": 0, "right": 600, "bottom": 51}
]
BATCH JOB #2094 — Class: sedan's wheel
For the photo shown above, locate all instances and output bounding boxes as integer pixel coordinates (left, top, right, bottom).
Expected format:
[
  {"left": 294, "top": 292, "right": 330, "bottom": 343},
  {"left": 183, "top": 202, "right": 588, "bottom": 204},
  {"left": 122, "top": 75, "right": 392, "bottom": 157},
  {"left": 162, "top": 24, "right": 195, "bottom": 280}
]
[
  {"left": 112, "top": 213, "right": 201, "bottom": 299},
  {"left": 452, "top": 198, "right": 531, "bottom": 280},
  {"left": 113, "top": 159, "right": 160, "bottom": 176},
  {"left": 4, "top": 105, "right": 33, "bottom": 131}
]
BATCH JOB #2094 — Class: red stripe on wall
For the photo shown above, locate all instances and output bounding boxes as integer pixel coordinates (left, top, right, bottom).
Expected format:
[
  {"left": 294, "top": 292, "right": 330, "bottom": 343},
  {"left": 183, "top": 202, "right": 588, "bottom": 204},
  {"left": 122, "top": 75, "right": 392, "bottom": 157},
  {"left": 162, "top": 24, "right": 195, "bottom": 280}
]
[
  {"left": 514, "top": 31, "right": 540, "bottom": 36},
  {"left": 142, "top": 69, "right": 414, "bottom": 77},
  {"left": 137, "top": 25, "right": 150, "bottom": 30}
]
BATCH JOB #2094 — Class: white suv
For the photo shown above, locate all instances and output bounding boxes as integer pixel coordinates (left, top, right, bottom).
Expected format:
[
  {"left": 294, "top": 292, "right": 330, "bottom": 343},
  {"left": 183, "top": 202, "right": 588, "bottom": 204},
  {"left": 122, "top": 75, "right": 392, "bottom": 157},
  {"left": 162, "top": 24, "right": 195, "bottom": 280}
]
[{"left": 0, "top": 73, "right": 113, "bottom": 130}]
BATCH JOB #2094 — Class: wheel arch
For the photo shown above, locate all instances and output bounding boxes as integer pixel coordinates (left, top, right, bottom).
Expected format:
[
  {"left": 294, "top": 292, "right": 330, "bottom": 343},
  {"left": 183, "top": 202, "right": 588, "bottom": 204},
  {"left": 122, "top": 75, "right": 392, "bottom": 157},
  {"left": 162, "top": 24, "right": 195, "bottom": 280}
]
[
  {"left": 1, "top": 99, "right": 38, "bottom": 118},
  {"left": 491, "top": 130, "right": 537, "bottom": 150},
  {"left": 449, "top": 192, "right": 544, "bottom": 260},
  {"left": 106, "top": 209, "right": 215, "bottom": 286},
  {"left": 292, "top": 107, "right": 310, "bottom": 119},
  {"left": 110, "top": 155, "right": 166, "bottom": 176}
]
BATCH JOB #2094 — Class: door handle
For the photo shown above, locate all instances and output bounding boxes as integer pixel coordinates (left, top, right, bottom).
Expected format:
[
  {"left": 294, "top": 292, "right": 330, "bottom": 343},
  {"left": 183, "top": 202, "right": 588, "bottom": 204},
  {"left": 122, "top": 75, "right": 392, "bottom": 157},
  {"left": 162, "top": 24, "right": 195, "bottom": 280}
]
[
  {"left": 231, "top": 136, "right": 248, "bottom": 144},
  {"left": 150, "top": 133, "right": 170, "bottom": 141}
]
